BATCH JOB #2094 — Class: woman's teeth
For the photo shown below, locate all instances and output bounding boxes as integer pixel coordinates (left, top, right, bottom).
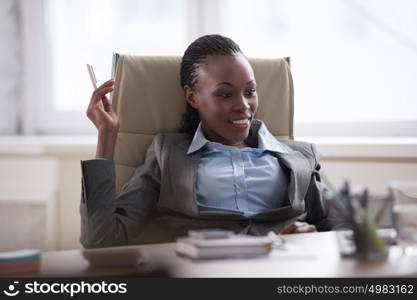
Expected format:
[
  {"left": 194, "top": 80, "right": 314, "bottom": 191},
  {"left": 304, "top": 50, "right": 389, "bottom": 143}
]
[{"left": 231, "top": 119, "right": 249, "bottom": 124}]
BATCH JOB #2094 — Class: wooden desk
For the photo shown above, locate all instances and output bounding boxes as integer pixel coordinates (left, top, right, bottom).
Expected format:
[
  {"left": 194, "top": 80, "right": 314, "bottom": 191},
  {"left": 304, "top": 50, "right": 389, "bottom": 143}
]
[{"left": 9, "top": 232, "right": 417, "bottom": 277}]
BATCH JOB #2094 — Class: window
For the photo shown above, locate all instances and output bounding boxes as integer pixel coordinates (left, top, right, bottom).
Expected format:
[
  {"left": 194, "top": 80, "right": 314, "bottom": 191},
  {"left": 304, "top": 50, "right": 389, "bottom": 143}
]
[
  {"left": 218, "top": 0, "right": 417, "bottom": 136},
  {"left": 20, "top": 0, "right": 417, "bottom": 136},
  {"left": 22, "top": 0, "right": 188, "bottom": 134}
]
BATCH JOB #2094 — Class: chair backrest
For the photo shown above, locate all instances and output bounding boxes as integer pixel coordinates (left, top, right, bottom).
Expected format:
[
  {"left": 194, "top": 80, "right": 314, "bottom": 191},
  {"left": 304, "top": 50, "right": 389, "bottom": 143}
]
[{"left": 111, "top": 54, "right": 294, "bottom": 195}]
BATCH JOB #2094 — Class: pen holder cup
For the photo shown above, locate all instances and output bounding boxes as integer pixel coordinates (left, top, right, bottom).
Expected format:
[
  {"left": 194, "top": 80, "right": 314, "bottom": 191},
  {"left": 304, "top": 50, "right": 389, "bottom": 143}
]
[
  {"left": 350, "top": 213, "right": 388, "bottom": 260},
  {"left": 330, "top": 190, "right": 390, "bottom": 260}
]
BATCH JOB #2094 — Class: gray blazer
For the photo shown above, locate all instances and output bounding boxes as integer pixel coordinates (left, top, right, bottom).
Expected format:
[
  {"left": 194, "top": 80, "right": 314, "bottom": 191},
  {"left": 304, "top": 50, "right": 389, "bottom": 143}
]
[{"left": 80, "top": 133, "right": 330, "bottom": 248}]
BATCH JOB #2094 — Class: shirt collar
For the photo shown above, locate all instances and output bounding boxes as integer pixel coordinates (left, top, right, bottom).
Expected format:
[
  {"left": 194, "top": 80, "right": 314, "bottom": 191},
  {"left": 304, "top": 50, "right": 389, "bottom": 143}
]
[
  {"left": 186, "top": 122, "right": 208, "bottom": 154},
  {"left": 186, "top": 119, "right": 289, "bottom": 155}
]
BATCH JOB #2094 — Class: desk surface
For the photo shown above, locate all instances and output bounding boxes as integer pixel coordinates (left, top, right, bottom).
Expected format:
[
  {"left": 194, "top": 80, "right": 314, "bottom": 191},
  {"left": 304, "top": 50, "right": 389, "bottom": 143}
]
[{"left": 8, "top": 232, "right": 417, "bottom": 277}]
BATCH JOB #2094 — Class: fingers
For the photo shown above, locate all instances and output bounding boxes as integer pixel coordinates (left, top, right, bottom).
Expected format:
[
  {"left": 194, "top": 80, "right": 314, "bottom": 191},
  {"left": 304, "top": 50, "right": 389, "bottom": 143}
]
[
  {"left": 86, "top": 92, "right": 112, "bottom": 121},
  {"left": 91, "top": 87, "right": 114, "bottom": 105},
  {"left": 89, "top": 79, "right": 115, "bottom": 105},
  {"left": 279, "top": 222, "right": 317, "bottom": 235},
  {"left": 294, "top": 224, "right": 316, "bottom": 233},
  {"left": 100, "top": 78, "right": 116, "bottom": 88},
  {"left": 279, "top": 223, "right": 297, "bottom": 235},
  {"left": 95, "top": 78, "right": 115, "bottom": 95},
  {"left": 101, "top": 95, "right": 113, "bottom": 113},
  {"left": 85, "top": 79, "right": 118, "bottom": 131}
]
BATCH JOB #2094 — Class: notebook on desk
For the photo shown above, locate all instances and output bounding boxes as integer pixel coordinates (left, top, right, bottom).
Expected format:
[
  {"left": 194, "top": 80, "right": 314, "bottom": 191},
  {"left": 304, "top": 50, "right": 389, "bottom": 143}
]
[{"left": 175, "top": 230, "right": 273, "bottom": 259}]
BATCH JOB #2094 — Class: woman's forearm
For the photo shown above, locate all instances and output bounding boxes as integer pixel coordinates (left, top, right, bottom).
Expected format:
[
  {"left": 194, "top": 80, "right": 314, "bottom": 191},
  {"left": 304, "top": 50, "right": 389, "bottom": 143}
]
[{"left": 96, "top": 128, "right": 118, "bottom": 160}]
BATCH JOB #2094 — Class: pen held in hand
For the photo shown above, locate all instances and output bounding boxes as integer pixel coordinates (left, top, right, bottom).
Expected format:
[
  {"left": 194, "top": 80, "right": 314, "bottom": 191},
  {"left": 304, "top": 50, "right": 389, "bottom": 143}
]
[{"left": 86, "top": 64, "right": 98, "bottom": 90}]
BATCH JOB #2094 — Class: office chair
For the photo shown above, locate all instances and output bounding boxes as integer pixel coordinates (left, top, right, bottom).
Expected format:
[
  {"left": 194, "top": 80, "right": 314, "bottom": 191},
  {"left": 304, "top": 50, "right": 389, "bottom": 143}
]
[{"left": 111, "top": 55, "right": 294, "bottom": 196}]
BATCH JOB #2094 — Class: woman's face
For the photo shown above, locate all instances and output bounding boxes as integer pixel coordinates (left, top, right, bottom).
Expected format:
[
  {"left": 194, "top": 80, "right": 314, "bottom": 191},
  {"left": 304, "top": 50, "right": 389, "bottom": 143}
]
[{"left": 185, "top": 53, "right": 258, "bottom": 147}]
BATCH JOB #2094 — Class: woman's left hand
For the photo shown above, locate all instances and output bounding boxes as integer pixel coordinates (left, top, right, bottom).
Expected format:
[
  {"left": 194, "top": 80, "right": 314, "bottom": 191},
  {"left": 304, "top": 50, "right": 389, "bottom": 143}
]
[{"left": 279, "top": 221, "right": 317, "bottom": 234}]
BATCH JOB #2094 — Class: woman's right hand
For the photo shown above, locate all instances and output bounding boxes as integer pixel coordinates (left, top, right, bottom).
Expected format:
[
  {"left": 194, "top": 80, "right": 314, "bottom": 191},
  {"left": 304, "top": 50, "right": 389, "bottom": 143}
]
[
  {"left": 86, "top": 79, "right": 119, "bottom": 133},
  {"left": 86, "top": 79, "right": 120, "bottom": 159}
]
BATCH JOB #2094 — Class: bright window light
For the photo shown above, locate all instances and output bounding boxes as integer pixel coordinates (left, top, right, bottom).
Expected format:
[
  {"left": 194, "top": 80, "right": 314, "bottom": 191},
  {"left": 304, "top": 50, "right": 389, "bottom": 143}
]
[
  {"left": 46, "top": 0, "right": 188, "bottom": 112},
  {"left": 219, "top": 0, "right": 417, "bottom": 124},
  {"left": 35, "top": 0, "right": 417, "bottom": 135}
]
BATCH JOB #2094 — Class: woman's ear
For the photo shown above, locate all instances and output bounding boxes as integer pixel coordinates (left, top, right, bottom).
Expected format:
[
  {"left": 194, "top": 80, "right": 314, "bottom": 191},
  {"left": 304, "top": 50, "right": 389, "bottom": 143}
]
[{"left": 184, "top": 86, "right": 199, "bottom": 109}]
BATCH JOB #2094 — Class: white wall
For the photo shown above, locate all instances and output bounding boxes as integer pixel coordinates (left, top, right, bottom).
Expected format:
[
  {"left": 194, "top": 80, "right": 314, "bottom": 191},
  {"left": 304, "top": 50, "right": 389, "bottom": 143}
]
[
  {"left": 0, "top": 0, "right": 21, "bottom": 133},
  {"left": 0, "top": 137, "right": 94, "bottom": 251},
  {"left": 322, "top": 160, "right": 417, "bottom": 193},
  {"left": 0, "top": 157, "right": 57, "bottom": 251}
]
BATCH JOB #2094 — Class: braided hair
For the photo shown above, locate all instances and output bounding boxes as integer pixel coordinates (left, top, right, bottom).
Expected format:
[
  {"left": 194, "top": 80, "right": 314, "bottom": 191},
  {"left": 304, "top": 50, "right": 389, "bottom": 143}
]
[{"left": 179, "top": 34, "right": 242, "bottom": 137}]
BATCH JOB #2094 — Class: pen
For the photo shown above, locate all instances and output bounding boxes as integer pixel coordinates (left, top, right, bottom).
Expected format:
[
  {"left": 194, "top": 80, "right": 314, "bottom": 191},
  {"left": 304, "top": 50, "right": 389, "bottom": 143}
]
[
  {"left": 341, "top": 180, "right": 354, "bottom": 220},
  {"left": 360, "top": 188, "right": 369, "bottom": 210},
  {"left": 86, "top": 64, "right": 98, "bottom": 89},
  {"left": 373, "top": 190, "right": 393, "bottom": 226}
]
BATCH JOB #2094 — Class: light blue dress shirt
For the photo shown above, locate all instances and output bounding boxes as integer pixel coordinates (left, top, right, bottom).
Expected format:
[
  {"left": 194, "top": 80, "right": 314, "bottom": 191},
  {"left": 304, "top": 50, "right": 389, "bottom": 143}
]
[{"left": 187, "top": 119, "right": 290, "bottom": 217}]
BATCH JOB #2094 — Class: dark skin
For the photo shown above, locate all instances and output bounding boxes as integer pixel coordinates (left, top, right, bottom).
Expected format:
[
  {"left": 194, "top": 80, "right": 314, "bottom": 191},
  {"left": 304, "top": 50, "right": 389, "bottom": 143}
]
[
  {"left": 183, "top": 53, "right": 316, "bottom": 234},
  {"left": 184, "top": 54, "right": 257, "bottom": 148},
  {"left": 86, "top": 53, "right": 316, "bottom": 234}
]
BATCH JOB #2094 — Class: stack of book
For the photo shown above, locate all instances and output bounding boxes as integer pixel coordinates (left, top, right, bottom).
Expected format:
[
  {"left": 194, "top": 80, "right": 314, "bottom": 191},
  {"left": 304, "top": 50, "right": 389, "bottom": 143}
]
[
  {"left": 175, "top": 230, "right": 273, "bottom": 259},
  {"left": 0, "top": 249, "right": 42, "bottom": 274}
]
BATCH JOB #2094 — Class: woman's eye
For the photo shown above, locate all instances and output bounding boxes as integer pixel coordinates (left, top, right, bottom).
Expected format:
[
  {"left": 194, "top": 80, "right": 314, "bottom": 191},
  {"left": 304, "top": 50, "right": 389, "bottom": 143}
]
[
  {"left": 245, "top": 89, "right": 256, "bottom": 97},
  {"left": 218, "top": 92, "right": 232, "bottom": 98}
]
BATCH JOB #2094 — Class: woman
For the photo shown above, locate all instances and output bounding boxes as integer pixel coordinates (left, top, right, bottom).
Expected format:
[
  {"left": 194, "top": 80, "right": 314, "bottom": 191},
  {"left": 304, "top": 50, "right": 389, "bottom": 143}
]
[{"left": 81, "top": 35, "right": 329, "bottom": 248}]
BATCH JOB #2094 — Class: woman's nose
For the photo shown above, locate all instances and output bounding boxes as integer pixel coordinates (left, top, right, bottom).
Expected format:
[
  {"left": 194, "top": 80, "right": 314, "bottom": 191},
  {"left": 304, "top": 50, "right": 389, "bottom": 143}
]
[{"left": 234, "top": 95, "right": 250, "bottom": 111}]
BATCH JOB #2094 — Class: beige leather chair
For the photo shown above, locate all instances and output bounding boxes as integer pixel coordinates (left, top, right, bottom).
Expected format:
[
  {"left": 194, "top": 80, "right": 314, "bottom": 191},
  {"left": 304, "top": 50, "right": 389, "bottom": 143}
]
[{"left": 111, "top": 54, "right": 294, "bottom": 196}]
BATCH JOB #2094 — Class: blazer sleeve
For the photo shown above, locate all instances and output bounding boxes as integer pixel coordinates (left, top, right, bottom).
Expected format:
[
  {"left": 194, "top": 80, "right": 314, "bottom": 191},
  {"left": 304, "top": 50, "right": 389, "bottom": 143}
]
[
  {"left": 79, "top": 134, "right": 162, "bottom": 248},
  {"left": 302, "top": 143, "right": 332, "bottom": 231}
]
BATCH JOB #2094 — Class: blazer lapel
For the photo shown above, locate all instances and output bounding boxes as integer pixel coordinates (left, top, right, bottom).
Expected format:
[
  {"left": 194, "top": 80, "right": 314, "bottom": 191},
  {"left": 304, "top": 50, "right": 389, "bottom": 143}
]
[
  {"left": 177, "top": 151, "right": 244, "bottom": 218},
  {"left": 164, "top": 135, "right": 313, "bottom": 219},
  {"left": 166, "top": 140, "right": 201, "bottom": 215},
  {"left": 184, "top": 152, "right": 200, "bottom": 214},
  {"left": 276, "top": 150, "right": 312, "bottom": 210}
]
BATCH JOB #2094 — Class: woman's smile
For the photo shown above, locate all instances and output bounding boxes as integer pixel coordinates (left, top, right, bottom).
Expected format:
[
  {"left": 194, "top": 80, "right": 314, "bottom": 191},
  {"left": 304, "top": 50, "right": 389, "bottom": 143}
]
[
  {"left": 184, "top": 53, "right": 258, "bottom": 147},
  {"left": 228, "top": 116, "right": 251, "bottom": 130}
]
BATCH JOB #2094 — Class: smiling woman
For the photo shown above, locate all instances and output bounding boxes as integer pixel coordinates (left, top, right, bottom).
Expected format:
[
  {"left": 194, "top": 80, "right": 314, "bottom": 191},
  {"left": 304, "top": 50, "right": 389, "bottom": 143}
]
[
  {"left": 79, "top": 34, "right": 327, "bottom": 248},
  {"left": 180, "top": 36, "right": 258, "bottom": 148}
]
